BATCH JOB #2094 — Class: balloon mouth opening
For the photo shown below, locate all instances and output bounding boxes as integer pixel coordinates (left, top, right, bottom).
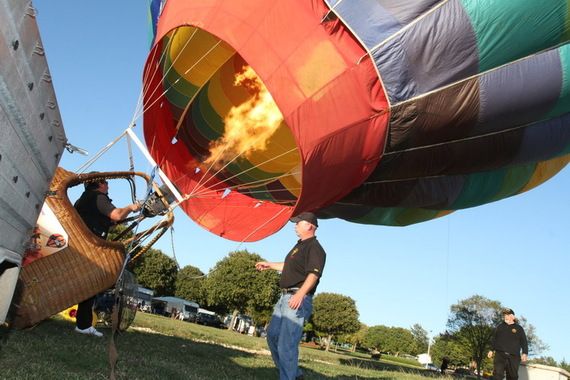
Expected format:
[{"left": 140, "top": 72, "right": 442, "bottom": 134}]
[{"left": 160, "top": 25, "right": 302, "bottom": 210}]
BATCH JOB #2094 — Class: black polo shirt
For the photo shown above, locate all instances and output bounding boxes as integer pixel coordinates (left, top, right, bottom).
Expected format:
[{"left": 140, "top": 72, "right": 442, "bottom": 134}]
[
  {"left": 279, "top": 236, "right": 326, "bottom": 295},
  {"left": 492, "top": 322, "right": 528, "bottom": 356}
]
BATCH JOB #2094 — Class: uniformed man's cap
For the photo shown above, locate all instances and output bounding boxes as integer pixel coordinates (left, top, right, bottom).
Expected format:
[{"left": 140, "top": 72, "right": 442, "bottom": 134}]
[
  {"left": 290, "top": 212, "right": 318, "bottom": 227},
  {"left": 502, "top": 308, "right": 515, "bottom": 315}
]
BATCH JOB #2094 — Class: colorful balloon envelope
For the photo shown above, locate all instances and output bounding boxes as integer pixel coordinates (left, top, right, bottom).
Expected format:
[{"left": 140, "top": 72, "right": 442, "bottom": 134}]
[{"left": 143, "top": 0, "right": 570, "bottom": 241}]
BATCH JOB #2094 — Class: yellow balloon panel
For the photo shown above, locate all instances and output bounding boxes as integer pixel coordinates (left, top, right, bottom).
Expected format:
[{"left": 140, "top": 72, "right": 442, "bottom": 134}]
[{"left": 168, "top": 26, "right": 235, "bottom": 87}]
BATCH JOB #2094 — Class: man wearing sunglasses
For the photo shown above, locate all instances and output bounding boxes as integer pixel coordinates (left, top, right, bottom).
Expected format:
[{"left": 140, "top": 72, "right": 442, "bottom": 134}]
[{"left": 72, "top": 177, "right": 141, "bottom": 337}]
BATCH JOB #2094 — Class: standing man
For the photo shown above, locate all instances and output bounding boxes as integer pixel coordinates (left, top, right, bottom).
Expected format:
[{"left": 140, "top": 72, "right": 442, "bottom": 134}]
[
  {"left": 488, "top": 308, "right": 528, "bottom": 380},
  {"left": 255, "top": 212, "right": 326, "bottom": 380},
  {"left": 73, "top": 177, "right": 140, "bottom": 337}
]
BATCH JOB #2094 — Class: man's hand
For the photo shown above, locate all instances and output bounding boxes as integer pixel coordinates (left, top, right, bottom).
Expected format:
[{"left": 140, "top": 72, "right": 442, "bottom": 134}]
[
  {"left": 255, "top": 261, "right": 284, "bottom": 271},
  {"left": 288, "top": 292, "right": 305, "bottom": 310},
  {"left": 255, "top": 261, "right": 270, "bottom": 271},
  {"left": 521, "top": 354, "right": 528, "bottom": 363},
  {"left": 487, "top": 351, "right": 494, "bottom": 359}
]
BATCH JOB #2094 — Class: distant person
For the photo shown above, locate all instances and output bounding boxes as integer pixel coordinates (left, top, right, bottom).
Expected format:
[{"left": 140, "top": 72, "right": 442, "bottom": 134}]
[
  {"left": 255, "top": 212, "right": 326, "bottom": 380},
  {"left": 487, "top": 308, "right": 528, "bottom": 380},
  {"left": 74, "top": 177, "right": 140, "bottom": 337},
  {"left": 441, "top": 357, "right": 449, "bottom": 374}
]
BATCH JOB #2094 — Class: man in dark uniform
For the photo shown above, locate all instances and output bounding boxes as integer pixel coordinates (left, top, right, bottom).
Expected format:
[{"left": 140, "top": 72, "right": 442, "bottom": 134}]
[
  {"left": 73, "top": 178, "right": 140, "bottom": 337},
  {"left": 255, "top": 212, "right": 326, "bottom": 380},
  {"left": 488, "top": 308, "right": 528, "bottom": 380}
]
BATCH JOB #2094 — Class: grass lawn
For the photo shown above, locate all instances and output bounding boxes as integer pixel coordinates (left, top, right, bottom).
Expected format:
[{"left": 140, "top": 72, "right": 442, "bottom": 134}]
[{"left": 0, "top": 312, "right": 443, "bottom": 379}]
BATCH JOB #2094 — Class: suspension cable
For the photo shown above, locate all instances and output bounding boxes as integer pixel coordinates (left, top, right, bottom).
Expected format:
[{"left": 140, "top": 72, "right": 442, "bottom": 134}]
[
  {"left": 190, "top": 146, "right": 299, "bottom": 199},
  {"left": 76, "top": 129, "right": 129, "bottom": 173}
]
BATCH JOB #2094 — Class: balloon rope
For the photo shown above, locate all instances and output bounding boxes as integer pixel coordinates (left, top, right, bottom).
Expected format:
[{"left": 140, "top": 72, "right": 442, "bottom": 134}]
[
  {"left": 79, "top": 36, "right": 167, "bottom": 175},
  {"left": 76, "top": 129, "right": 129, "bottom": 173},
  {"left": 171, "top": 40, "right": 223, "bottom": 136},
  {"left": 134, "top": 28, "right": 198, "bottom": 121},
  {"left": 362, "top": 174, "right": 447, "bottom": 186},
  {"left": 184, "top": 131, "right": 276, "bottom": 198},
  {"left": 125, "top": 213, "right": 172, "bottom": 256},
  {"left": 236, "top": 206, "right": 290, "bottom": 246},
  {"left": 130, "top": 41, "right": 163, "bottom": 122},
  {"left": 177, "top": 204, "right": 292, "bottom": 280},
  {"left": 133, "top": 30, "right": 226, "bottom": 192},
  {"left": 134, "top": 31, "right": 219, "bottom": 123},
  {"left": 189, "top": 173, "right": 302, "bottom": 200},
  {"left": 140, "top": 32, "right": 173, "bottom": 102},
  {"left": 190, "top": 146, "right": 299, "bottom": 198},
  {"left": 191, "top": 172, "right": 301, "bottom": 198},
  {"left": 131, "top": 39, "right": 225, "bottom": 198},
  {"left": 130, "top": 34, "right": 167, "bottom": 127}
]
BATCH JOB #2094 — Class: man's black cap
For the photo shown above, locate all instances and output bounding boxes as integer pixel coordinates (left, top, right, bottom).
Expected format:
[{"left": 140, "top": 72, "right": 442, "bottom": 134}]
[
  {"left": 289, "top": 212, "right": 318, "bottom": 227},
  {"left": 502, "top": 308, "right": 515, "bottom": 315}
]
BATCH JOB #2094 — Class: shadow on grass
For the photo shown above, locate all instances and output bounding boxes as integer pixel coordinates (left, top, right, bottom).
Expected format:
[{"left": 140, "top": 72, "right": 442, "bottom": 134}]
[
  {"left": 338, "top": 357, "right": 443, "bottom": 379},
  {"left": 1, "top": 317, "right": 406, "bottom": 380},
  {"left": 0, "top": 323, "right": 15, "bottom": 352}
]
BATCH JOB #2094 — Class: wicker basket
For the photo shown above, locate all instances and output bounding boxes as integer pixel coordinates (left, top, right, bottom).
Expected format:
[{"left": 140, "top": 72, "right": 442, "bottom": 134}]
[{"left": 11, "top": 167, "right": 158, "bottom": 328}]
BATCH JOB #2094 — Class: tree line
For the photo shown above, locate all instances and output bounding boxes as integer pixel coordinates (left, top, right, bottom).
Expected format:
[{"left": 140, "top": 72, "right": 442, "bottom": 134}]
[{"left": 129, "top": 248, "right": 567, "bottom": 372}]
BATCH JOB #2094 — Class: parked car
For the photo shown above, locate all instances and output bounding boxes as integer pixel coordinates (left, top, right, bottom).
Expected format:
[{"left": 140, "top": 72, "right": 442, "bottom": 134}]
[
  {"left": 195, "top": 312, "right": 222, "bottom": 327},
  {"left": 425, "top": 363, "right": 439, "bottom": 372}
]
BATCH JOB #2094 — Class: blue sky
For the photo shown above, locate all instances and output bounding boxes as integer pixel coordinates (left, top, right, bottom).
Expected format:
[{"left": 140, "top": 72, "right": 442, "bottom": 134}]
[{"left": 34, "top": 1, "right": 569, "bottom": 361}]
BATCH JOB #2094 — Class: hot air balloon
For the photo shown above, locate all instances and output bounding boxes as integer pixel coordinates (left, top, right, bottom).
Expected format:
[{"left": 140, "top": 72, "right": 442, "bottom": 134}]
[{"left": 143, "top": 0, "right": 570, "bottom": 242}]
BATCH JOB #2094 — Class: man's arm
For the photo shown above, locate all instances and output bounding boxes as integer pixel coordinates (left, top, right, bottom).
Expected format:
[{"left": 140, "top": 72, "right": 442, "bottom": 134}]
[
  {"left": 520, "top": 327, "right": 529, "bottom": 362},
  {"left": 288, "top": 273, "right": 319, "bottom": 310},
  {"left": 108, "top": 203, "right": 140, "bottom": 222},
  {"left": 487, "top": 326, "right": 498, "bottom": 359},
  {"left": 96, "top": 193, "right": 140, "bottom": 222},
  {"left": 255, "top": 261, "right": 284, "bottom": 271}
]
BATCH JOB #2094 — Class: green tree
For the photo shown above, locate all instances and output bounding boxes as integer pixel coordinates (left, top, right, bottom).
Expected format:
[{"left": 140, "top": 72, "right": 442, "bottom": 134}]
[
  {"left": 363, "top": 325, "right": 390, "bottom": 352},
  {"left": 312, "top": 293, "right": 360, "bottom": 351},
  {"left": 362, "top": 325, "right": 416, "bottom": 356},
  {"left": 249, "top": 307, "right": 274, "bottom": 330},
  {"left": 175, "top": 265, "right": 206, "bottom": 305},
  {"left": 204, "top": 250, "right": 280, "bottom": 329},
  {"left": 387, "top": 327, "right": 416, "bottom": 355},
  {"left": 447, "top": 295, "right": 502, "bottom": 378},
  {"left": 430, "top": 332, "right": 473, "bottom": 368},
  {"left": 303, "top": 321, "right": 316, "bottom": 343},
  {"left": 342, "top": 323, "right": 369, "bottom": 352},
  {"left": 108, "top": 223, "right": 133, "bottom": 242},
  {"left": 131, "top": 248, "right": 178, "bottom": 296},
  {"left": 410, "top": 323, "right": 429, "bottom": 355}
]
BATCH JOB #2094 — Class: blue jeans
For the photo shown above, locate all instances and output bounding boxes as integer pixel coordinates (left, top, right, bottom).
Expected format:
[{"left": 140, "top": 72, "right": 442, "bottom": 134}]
[{"left": 267, "top": 293, "right": 313, "bottom": 380}]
